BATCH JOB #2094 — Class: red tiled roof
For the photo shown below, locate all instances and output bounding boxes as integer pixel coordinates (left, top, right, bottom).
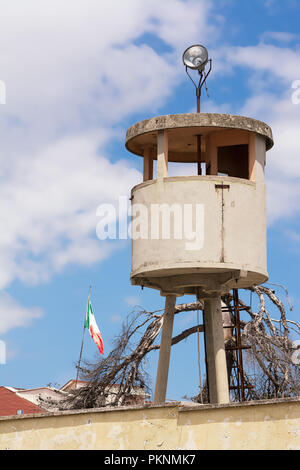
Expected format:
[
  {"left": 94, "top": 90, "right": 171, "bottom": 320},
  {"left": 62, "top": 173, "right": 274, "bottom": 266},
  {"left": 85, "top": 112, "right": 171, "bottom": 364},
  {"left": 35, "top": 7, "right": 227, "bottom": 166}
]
[{"left": 0, "top": 387, "right": 45, "bottom": 417}]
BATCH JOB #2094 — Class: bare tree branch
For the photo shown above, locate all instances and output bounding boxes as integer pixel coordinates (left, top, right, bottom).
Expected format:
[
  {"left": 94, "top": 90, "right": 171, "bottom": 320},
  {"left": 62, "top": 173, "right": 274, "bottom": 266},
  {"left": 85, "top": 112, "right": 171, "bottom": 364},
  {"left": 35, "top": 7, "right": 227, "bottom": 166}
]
[{"left": 45, "top": 285, "right": 299, "bottom": 410}]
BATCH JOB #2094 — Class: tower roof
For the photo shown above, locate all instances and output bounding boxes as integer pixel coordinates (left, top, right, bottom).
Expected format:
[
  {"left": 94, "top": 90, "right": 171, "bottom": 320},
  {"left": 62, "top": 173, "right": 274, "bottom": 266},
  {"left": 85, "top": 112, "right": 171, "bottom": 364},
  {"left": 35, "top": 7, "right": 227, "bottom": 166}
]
[{"left": 126, "top": 113, "right": 274, "bottom": 163}]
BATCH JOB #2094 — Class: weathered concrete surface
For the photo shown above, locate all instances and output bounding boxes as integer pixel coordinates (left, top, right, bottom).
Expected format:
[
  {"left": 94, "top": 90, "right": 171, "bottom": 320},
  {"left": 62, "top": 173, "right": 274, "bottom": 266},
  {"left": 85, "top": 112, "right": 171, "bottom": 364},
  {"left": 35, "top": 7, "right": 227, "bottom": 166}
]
[
  {"left": 154, "top": 295, "right": 177, "bottom": 404},
  {"left": 130, "top": 174, "right": 267, "bottom": 294},
  {"left": 0, "top": 398, "right": 300, "bottom": 450},
  {"left": 204, "top": 297, "right": 229, "bottom": 404}
]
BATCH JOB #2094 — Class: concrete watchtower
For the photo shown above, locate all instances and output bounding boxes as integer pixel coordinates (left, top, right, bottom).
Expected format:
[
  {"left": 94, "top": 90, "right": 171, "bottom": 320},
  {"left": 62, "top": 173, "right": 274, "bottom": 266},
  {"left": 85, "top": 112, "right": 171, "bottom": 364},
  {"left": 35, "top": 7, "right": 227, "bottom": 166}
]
[{"left": 125, "top": 46, "right": 274, "bottom": 405}]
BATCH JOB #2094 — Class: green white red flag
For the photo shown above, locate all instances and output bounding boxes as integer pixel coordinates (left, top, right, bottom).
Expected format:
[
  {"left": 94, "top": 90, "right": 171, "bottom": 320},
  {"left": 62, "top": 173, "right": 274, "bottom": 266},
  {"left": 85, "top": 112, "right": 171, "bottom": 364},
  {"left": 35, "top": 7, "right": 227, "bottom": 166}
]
[{"left": 85, "top": 300, "right": 104, "bottom": 355}]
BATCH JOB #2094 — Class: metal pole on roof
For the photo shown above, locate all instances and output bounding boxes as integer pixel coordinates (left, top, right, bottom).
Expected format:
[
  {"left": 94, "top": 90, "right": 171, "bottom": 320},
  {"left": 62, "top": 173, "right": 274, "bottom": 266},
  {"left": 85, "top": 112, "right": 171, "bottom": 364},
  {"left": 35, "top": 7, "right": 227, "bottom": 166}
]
[{"left": 75, "top": 286, "right": 92, "bottom": 388}]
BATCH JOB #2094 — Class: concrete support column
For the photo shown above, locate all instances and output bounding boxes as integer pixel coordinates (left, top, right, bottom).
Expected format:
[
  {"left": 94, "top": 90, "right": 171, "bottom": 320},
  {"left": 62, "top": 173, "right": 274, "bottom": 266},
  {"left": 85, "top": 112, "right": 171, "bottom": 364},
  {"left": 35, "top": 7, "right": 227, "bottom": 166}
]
[
  {"left": 248, "top": 132, "right": 256, "bottom": 182},
  {"left": 154, "top": 294, "right": 177, "bottom": 404},
  {"left": 204, "top": 296, "right": 230, "bottom": 404},
  {"left": 143, "top": 146, "right": 153, "bottom": 182},
  {"left": 208, "top": 135, "right": 218, "bottom": 176},
  {"left": 157, "top": 130, "right": 168, "bottom": 180}
]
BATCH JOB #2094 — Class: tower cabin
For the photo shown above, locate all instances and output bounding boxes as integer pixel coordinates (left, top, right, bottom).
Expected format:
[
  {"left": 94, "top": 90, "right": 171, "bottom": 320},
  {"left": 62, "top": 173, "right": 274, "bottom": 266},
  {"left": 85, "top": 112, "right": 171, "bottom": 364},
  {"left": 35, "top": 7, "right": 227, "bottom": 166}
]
[
  {"left": 126, "top": 113, "right": 273, "bottom": 295},
  {"left": 125, "top": 112, "right": 273, "bottom": 405}
]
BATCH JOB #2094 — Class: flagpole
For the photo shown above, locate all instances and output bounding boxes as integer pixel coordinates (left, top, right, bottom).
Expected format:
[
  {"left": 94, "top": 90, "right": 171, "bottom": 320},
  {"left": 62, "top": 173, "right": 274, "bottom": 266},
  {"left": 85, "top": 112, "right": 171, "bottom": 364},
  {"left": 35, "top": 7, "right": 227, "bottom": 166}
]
[{"left": 75, "top": 285, "right": 92, "bottom": 389}]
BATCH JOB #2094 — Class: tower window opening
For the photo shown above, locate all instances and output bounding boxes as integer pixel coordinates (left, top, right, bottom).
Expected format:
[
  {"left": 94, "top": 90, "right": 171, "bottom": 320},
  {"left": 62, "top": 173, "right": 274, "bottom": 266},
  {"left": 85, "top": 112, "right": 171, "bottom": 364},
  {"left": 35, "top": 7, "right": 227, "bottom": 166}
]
[
  {"left": 167, "top": 162, "right": 198, "bottom": 177},
  {"left": 217, "top": 144, "right": 249, "bottom": 180}
]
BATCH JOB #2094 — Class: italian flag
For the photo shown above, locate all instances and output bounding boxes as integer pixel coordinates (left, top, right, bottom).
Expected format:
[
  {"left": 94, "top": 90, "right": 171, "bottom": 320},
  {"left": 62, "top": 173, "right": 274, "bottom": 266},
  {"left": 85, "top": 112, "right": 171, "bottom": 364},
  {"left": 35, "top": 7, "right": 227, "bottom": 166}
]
[{"left": 85, "top": 300, "right": 104, "bottom": 355}]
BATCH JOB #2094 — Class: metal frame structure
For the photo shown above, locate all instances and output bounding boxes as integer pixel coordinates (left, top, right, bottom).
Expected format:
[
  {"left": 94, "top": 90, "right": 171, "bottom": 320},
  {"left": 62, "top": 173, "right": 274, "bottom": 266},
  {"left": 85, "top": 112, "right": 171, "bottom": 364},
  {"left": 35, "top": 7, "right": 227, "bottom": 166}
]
[{"left": 222, "top": 289, "right": 255, "bottom": 401}]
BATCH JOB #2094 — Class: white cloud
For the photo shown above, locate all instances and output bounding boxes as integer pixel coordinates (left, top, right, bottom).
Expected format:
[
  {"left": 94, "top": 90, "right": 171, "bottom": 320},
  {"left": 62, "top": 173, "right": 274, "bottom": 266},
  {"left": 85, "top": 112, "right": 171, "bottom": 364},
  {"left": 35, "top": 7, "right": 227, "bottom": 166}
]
[
  {"left": 125, "top": 296, "right": 141, "bottom": 307},
  {"left": 0, "top": 0, "right": 215, "bottom": 290},
  {"left": 1, "top": 2, "right": 298, "bottom": 287},
  {"left": 284, "top": 229, "right": 300, "bottom": 243},
  {"left": 0, "top": 292, "right": 43, "bottom": 335},
  {"left": 263, "top": 0, "right": 299, "bottom": 10},
  {"left": 147, "top": 0, "right": 218, "bottom": 50},
  {"left": 0, "top": 1, "right": 299, "bottom": 339},
  {"left": 109, "top": 314, "right": 122, "bottom": 324},
  {"left": 0, "top": 0, "right": 215, "bottom": 143},
  {"left": 260, "top": 31, "right": 300, "bottom": 43},
  {"left": 0, "top": 132, "right": 140, "bottom": 287},
  {"left": 217, "top": 44, "right": 300, "bottom": 84},
  {"left": 239, "top": 92, "right": 300, "bottom": 227},
  {"left": 264, "top": 0, "right": 275, "bottom": 7},
  {"left": 217, "top": 41, "right": 300, "bottom": 225}
]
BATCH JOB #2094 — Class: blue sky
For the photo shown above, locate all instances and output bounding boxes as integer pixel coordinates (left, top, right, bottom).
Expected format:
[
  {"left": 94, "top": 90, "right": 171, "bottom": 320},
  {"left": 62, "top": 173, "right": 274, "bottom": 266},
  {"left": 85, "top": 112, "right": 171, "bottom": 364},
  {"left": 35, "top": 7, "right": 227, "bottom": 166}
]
[{"left": 0, "top": 0, "right": 300, "bottom": 401}]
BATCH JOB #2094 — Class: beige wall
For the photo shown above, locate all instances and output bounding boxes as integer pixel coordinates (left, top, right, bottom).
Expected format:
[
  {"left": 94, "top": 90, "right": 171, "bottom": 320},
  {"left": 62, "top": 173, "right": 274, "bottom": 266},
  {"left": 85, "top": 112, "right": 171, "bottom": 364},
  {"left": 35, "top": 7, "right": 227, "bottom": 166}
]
[
  {"left": 1, "top": 398, "right": 300, "bottom": 450},
  {"left": 131, "top": 173, "right": 267, "bottom": 293}
]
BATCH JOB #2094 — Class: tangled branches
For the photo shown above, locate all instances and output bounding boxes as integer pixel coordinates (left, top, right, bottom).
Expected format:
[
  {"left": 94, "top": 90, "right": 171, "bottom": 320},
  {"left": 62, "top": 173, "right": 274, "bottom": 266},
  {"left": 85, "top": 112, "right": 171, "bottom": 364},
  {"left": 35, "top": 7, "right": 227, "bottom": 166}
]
[
  {"left": 55, "top": 286, "right": 299, "bottom": 410},
  {"left": 242, "top": 286, "right": 300, "bottom": 399},
  {"left": 57, "top": 302, "right": 203, "bottom": 410}
]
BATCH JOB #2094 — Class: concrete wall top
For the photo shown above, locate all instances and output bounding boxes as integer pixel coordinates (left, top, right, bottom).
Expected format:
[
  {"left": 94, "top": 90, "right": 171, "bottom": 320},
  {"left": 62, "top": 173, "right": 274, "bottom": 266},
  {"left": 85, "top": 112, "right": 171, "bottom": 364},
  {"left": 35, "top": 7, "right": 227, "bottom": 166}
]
[
  {"left": 1, "top": 397, "right": 300, "bottom": 450},
  {"left": 126, "top": 113, "right": 274, "bottom": 162}
]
